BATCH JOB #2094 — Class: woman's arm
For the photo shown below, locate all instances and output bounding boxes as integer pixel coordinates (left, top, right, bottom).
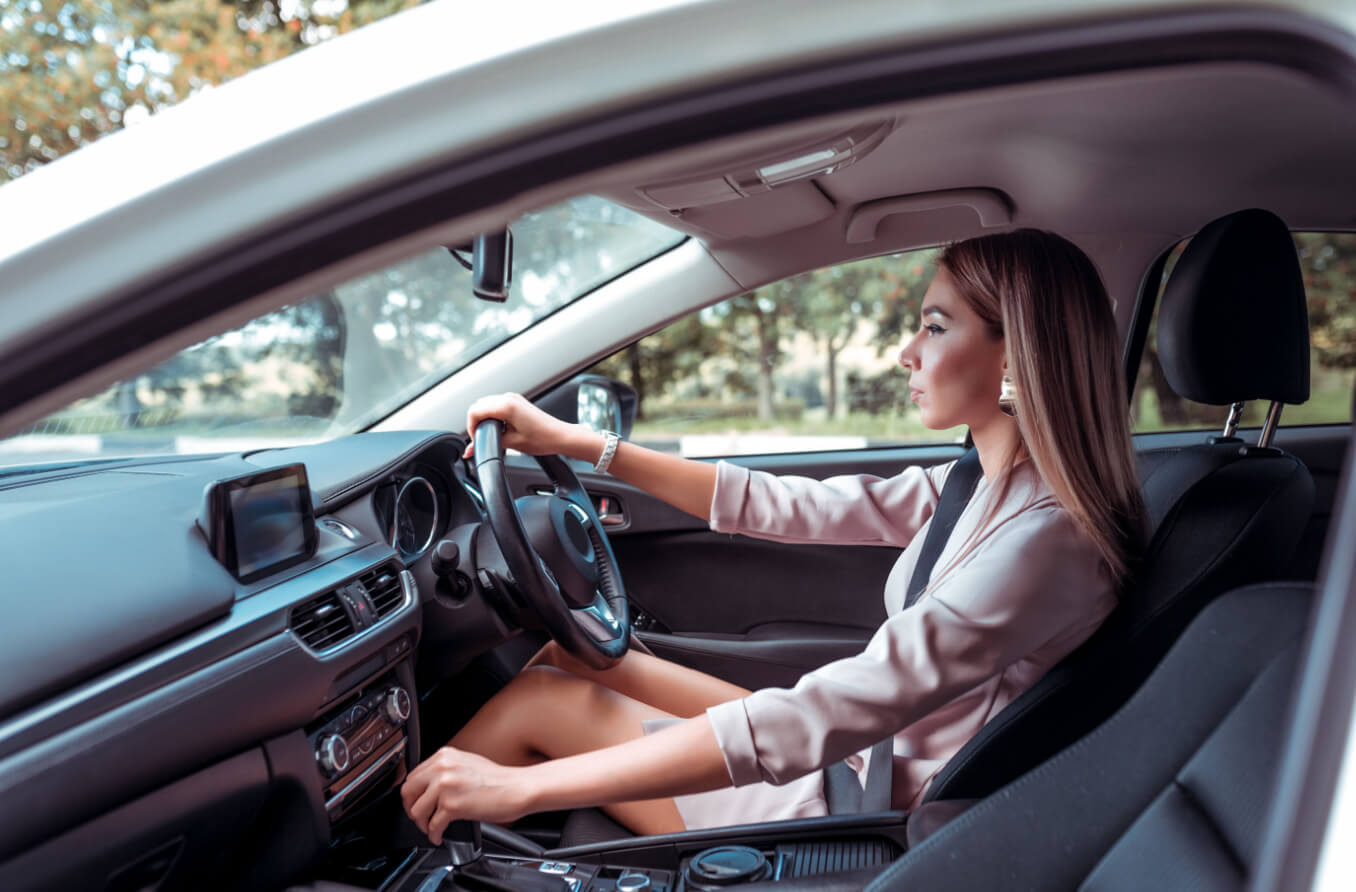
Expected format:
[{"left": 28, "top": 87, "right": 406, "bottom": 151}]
[
  {"left": 403, "top": 714, "right": 730, "bottom": 843},
  {"left": 465, "top": 393, "right": 716, "bottom": 520}
]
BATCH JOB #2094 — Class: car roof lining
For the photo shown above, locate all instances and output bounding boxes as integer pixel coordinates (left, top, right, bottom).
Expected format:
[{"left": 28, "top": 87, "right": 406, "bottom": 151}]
[{"left": 578, "top": 60, "right": 1356, "bottom": 328}]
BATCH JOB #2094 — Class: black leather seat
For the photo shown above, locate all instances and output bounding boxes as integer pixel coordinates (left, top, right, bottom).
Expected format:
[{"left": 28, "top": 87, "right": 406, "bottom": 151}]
[
  {"left": 922, "top": 208, "right": 1315, "bottom": 804},
  {"left": 865, "top": 580, "right": 1313, "bottom": 891}
]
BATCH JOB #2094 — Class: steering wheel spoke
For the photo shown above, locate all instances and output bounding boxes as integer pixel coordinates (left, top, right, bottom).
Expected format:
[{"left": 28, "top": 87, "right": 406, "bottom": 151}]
[{"left": 572, "top": 591, "right": 626, "bottom": 642}]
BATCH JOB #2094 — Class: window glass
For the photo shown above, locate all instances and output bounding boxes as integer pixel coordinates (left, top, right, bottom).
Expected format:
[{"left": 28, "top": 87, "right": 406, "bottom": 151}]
[
  {"left": 1131, "top": 233, "right": 1356, "bottom": 433},
  {"left": 585, "top": 249, "right": 965, "bottom": 458},
  {"left": 0, "top": 196, "right": 683, "bottom": 468}
]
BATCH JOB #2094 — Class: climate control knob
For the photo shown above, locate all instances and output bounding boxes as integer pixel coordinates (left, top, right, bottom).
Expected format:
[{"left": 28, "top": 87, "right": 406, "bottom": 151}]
[
  {"left": 318, "top": 733, "right": 350, "bottom": 775},
  {"left": 385, "top": 686, "right": 412, "bottom": 723}
]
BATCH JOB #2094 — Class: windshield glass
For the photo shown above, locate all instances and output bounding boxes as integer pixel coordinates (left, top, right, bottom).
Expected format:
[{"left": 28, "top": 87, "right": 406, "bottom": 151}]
[{"left": 0, "top": 196, "right": 682, "bottom": 469}]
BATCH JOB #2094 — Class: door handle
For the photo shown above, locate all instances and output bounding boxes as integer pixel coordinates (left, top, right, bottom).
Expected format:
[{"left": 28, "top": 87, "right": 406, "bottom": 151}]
[{"left": 596, "top": 496, "right": 626, "bottom": 527}]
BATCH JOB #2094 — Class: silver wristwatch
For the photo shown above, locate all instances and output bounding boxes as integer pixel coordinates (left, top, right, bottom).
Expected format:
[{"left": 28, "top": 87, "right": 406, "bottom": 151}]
[{"left": 594, "top": 431, "right": 620, "bottom": 474}]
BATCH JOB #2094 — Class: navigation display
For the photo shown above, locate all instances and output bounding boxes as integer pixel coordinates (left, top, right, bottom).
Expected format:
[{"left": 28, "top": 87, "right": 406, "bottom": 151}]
[{"left": 200, "top": 464, "right": 317, "bottom": 583}]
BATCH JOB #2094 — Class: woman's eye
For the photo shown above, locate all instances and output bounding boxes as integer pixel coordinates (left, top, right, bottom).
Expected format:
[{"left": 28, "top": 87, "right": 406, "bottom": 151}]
[{"left": 924, "top": 323, "right": 946, "bottom": 336}]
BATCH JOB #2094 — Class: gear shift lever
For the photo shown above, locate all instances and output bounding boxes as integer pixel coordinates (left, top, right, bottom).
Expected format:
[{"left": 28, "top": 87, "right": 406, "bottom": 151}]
[
  {"left": 439, "top": 821, "right": 569, "bottom": 892},
  {"left": 445, "top": 820, "right": 483, "bottom": 867}
]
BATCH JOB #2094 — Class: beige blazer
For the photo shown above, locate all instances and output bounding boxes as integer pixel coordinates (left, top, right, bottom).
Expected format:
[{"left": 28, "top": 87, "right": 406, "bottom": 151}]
[{"left": 703, "top": 457, "right": 1116, "bottom": 810}]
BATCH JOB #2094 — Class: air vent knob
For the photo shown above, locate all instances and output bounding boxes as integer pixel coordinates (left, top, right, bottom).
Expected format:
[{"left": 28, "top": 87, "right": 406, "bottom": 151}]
[
  {"left": 385, "top": 686, "right": 412, "bottom": 723},
  {"left": 318, "top": 733, "right": 350, "bottom": 775}
]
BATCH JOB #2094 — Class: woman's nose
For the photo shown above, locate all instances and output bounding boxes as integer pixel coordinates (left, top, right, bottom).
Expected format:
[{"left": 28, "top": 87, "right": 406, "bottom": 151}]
[{"left": 898, "top": 334, "right": 919, "bottom": 369}]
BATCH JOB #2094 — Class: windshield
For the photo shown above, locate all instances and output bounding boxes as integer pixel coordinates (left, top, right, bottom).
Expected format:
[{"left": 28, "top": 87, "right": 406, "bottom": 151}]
[{"left": 0, "top": 196, "right": 683, "bottom": 469}]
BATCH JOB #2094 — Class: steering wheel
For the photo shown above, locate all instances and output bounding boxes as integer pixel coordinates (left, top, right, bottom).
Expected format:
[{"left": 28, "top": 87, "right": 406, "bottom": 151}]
[{"left": 472, "top": 419, "right": 630, "bottom": 669}]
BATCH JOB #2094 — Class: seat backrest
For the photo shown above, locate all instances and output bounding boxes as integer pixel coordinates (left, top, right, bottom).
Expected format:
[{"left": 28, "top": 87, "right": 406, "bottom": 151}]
[
  {"left": 870, "top": 581, "right": 1313, "bottom": 891},
  {"left": 924, "top": 208, "right": 1314, "bottom": 803}
]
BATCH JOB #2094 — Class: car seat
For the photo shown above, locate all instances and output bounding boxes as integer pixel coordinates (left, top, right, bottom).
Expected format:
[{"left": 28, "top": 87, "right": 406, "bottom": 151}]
[{"left": 921, "top": 208, "right": 1314, "bottom": 804}]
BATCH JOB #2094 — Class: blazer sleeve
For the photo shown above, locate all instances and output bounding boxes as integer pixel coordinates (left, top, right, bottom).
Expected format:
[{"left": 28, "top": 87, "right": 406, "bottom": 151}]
[
  {"left": 704, "top": 506, "right": 1114, "bottom": 787},
  {"left": 707, "top": 460, "right": 953, "bottom": 548}
]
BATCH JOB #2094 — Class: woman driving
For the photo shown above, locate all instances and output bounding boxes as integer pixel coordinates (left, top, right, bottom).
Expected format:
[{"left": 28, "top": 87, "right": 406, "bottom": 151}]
[{"left": 401, "top": 229, "right": 1147, "bottom": 842}]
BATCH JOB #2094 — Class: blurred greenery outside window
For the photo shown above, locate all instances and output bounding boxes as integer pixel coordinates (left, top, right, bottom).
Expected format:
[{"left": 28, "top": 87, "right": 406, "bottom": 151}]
[
  {"left": 1, "top": 197, "right": 683, "bottom": 467},
  {"left": 1131, "top": 233, "right": 1356, "bottom": 434},
  {"left": 585, "top": 249, "right": 966, "bottom": 459}
]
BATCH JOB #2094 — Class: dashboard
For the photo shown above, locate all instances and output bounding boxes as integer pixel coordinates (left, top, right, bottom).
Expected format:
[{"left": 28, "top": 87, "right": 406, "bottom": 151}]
[{"left": 0, "top": 430, "right": 510, "bottom": 891}]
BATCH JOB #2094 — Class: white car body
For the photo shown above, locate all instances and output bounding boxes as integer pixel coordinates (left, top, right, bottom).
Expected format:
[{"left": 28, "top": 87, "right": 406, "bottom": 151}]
[{"left": 3, "top": 2, "right": 1356, "bottom": 890}]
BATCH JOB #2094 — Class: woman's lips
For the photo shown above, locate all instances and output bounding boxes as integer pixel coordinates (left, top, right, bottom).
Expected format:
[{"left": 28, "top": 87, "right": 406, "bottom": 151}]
[{"left": 909, "top": 387, "right": 923, "bottom": 402}]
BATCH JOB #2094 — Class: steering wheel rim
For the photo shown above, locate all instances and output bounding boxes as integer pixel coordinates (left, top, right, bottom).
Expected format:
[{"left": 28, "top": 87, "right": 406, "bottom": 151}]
[{"left": 473, "top": 419, "right": 630, "bottom": 669}]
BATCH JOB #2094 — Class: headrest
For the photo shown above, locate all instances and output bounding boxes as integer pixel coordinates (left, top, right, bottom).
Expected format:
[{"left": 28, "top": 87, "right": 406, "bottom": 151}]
[{"left": 1157, "top": 208, "right": 1309, "bottom": 406}]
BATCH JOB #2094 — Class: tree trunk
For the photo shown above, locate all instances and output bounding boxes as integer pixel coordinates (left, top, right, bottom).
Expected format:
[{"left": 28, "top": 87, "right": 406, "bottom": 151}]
[
  {"left": 825, "top": 337, "right": 840, "bottom": 419},
  {"left": 754, "top": 310, "right": 776, "bottom": 421},
  {"left": 626, "top": 343, "right": 645, "bottom": 420},
  {"left": 1146, "top": 347, "right": 1190, "bottom": 426}
]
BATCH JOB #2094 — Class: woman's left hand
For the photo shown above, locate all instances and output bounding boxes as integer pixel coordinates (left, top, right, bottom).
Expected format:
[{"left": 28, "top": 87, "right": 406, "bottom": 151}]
[{"left": 401, "top": 746, "right": 534, "bottom": 844}]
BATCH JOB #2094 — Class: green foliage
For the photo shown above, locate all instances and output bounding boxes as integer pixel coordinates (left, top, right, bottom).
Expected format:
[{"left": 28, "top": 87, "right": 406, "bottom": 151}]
[
  {"left": 1299, "top": 233, "right": 1356, "bottom": 370},
  {"left": 0, "top": 0, "right": 418, "bottom": 183},
  {"left": 588, "top": 249, "right": 939, "bottom": 426}
]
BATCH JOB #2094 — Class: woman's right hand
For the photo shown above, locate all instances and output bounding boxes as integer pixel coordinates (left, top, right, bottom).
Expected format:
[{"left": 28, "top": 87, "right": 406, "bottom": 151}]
[{"left": 464, "top": 392, "right": 590, "bottom": 460}]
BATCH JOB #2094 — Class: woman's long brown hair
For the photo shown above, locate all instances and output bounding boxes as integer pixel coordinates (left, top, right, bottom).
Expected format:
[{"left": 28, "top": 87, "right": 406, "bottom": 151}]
[{"left": 940, "top": 229, "right": 1147, "bottom": 586}]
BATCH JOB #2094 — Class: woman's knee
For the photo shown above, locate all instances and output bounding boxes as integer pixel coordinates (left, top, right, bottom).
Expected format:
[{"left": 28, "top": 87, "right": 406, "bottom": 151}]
[
  {"left": 526, "top": 639, "right": 605, "bottom": 680},
  {"left": 526, "top": 640, "right": 567, "bottom": 671}
]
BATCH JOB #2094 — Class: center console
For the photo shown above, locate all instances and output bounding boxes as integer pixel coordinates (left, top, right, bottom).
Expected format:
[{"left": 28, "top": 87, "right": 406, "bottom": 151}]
[
  {"left": 387, "top": 813, "right": 907, "bottom": 892},
  {"left": 307, "top": 637, "right": 420, "bottom": 827}
]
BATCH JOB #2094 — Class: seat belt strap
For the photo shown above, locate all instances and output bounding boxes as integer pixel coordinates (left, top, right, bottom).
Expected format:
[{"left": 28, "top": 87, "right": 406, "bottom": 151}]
[
  {"left": 827, "top": 447, "right": 984, "bottom": 814},
  {"left": 904, "top": 448, "right": 984, "bottom": 609}
]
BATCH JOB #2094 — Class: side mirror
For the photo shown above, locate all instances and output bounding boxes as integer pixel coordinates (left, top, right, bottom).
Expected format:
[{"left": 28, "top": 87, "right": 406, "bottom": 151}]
[{"left": 537, "top": 374, "right": 637, "bottom": 441}]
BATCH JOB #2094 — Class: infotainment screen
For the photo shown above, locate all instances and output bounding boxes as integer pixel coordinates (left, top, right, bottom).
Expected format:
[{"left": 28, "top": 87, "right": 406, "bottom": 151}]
[{"left": 199, "top": 464, "right": 318, "bottom": 584}]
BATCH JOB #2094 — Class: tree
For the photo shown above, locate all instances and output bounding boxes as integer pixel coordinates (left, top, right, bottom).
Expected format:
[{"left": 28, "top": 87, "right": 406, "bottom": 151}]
[
  {"left": 1300, "top": 233, "right": 1356, "bottom": 371},
  {"left": 710, "top": 293, "right": 791, "bottom": 421},
  {"left": 591, "top": 315, "right": 715, "bottom": 419},
  {"left": 0, "top": 0, "right": 417, "bottom": 184}
]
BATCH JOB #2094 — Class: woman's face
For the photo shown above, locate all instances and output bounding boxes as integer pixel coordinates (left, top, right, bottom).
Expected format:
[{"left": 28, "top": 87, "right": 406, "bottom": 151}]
[{"left": 897, "top": 266, "right": 1008, "bottom": 430}]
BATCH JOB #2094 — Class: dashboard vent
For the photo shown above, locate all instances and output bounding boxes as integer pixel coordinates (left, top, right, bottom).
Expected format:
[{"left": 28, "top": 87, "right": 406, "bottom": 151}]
[
  {"left": 362, "top": 565, "right": 405, "bottom": 618},
  {"left": 290, "top": 593, "right": 355, "bottom": 651}
]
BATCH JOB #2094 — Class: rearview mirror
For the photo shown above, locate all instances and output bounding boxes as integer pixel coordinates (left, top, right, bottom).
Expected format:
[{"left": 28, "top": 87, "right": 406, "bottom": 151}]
[
  {"left": 471, "top": 230, "right": 513, "bottom": 302},
  {"left": 448, "top": 231, "right": 514, "bottom": 302}
]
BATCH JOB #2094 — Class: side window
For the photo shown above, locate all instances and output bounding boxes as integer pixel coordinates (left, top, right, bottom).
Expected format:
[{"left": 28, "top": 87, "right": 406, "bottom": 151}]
[
  {"left": 1131, "top": 233, "right": 1356, "bottom": 433},
  {"left": 585, "top": 249, "right": 966, "bottom": 457}
]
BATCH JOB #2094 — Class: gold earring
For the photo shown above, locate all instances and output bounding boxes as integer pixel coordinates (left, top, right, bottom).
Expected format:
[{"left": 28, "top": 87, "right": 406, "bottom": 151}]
[{"left": 999, "top": 375, "right": 1018, "bottom": 417}]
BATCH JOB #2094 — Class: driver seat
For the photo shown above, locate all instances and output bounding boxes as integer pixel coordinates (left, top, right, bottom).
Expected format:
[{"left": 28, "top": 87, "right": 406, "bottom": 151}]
[{"left": 920, "top": 208, "right": 1314, "bottom": 804}]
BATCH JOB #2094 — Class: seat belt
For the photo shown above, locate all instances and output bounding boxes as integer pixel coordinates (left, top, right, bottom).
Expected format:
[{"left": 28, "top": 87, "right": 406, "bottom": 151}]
[{"left": 824, "top": 448, "right": 984, "bottom": 813}]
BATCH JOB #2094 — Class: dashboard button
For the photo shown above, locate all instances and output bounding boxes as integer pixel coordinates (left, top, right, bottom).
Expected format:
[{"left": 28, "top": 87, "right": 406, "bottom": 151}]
[
  {"left": 385, "top": 687, "right": 412, "bottom": 723},
  {"left": 318, "top": 734, "right": 350, "bottom": 775}
]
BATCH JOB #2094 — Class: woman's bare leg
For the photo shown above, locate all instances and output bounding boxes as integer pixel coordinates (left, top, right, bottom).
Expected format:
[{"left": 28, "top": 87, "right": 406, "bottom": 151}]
[
  {"left": 450, "top": 665, "right": 689, "bottom": 835},
  {"left": 525, "top": 641, "right": 751, "bottom": 717}
]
